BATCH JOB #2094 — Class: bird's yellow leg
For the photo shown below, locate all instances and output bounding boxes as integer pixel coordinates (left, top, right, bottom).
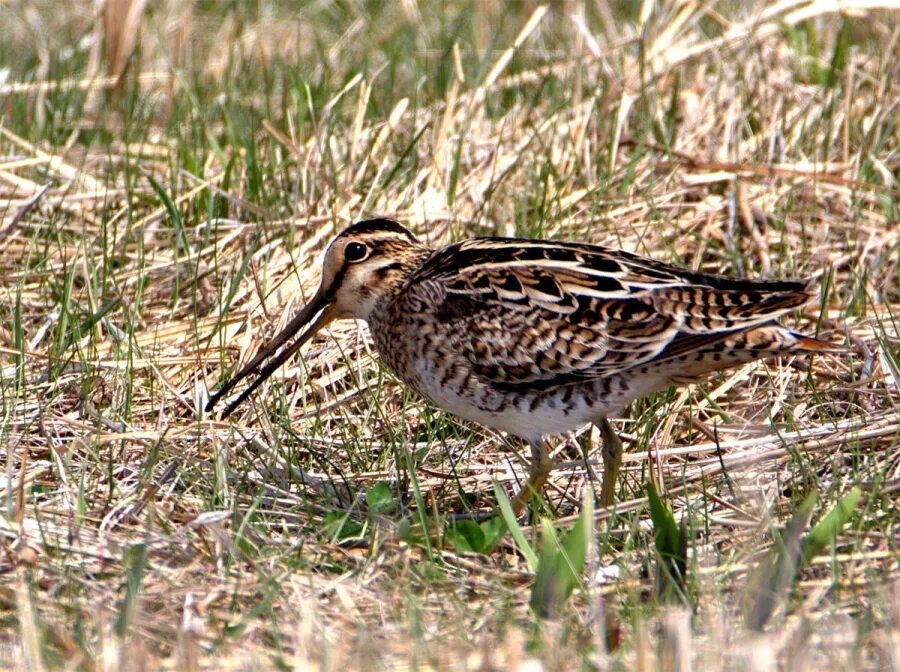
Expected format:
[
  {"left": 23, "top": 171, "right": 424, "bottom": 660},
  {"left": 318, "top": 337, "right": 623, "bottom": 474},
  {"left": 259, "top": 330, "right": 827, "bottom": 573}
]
[
  {"left": 598, "top": 418, "right": 623, "bottom": 507},
  {"left": 511, "top": 439, "right": 551, "bottom": 515}
]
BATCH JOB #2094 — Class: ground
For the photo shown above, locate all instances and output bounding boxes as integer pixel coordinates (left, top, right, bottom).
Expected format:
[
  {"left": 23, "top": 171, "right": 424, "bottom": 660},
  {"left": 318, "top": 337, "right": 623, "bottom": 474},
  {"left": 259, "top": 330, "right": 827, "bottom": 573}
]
[{"left": 0, "top": 1, "right": 898, "bottom": 670}]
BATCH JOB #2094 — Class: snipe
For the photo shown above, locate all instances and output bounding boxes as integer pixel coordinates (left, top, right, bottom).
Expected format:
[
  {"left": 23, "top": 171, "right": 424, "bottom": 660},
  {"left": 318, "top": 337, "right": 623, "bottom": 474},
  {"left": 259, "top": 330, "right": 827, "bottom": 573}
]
[{"left": 206, "top": 218, "right": 832, "bottom": 512}]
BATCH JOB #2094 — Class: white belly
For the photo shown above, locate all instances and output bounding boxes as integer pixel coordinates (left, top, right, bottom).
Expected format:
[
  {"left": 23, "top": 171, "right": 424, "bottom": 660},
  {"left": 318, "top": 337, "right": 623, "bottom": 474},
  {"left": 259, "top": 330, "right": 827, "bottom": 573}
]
[{"left": 408, "top": 361, "right": 640, "bottom": 444}]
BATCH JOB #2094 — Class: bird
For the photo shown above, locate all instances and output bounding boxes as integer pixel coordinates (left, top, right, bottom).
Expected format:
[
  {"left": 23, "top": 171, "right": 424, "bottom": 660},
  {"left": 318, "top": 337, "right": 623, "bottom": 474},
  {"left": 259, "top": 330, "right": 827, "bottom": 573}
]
[{"left": 206, "top": 218, "right": 834, "bottom": 513}]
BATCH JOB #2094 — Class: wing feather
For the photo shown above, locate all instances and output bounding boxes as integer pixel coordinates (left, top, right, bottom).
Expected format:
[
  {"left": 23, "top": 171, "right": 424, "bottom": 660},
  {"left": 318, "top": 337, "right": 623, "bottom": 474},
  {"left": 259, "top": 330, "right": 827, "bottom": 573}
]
[{"left": 406, "top": 238, "right": 812, "bottom": 390}]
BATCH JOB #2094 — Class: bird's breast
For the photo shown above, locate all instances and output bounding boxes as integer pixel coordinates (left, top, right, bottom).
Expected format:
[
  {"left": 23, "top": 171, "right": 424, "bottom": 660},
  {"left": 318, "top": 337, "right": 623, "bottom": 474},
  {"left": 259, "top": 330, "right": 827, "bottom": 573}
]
[{"left": 366, "top": 307, "right": 630, "bottom": 441}]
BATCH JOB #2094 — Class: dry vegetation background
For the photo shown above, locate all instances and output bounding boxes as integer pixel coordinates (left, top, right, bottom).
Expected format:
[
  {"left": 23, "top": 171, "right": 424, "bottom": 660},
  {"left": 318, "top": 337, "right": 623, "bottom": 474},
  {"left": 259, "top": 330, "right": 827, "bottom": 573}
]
[{"left": 0, "top": 0, "right": 898, "bottom": 669}]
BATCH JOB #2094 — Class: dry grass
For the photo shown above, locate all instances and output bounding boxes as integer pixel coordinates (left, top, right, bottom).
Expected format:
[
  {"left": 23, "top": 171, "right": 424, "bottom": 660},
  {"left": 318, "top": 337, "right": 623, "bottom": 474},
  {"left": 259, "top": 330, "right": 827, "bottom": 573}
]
[{"left": 0, "top": 0, "right": 898, "bottom": 669}]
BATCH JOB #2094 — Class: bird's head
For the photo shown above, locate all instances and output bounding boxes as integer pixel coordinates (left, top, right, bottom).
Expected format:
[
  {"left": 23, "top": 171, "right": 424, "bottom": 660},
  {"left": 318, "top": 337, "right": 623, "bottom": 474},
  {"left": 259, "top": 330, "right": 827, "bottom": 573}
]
[
  {"left": 318, "top": 218, "right": 427, "bottom": 321},
  {"left": 206, "top": 218, "right": 427, "bottom": 417}
]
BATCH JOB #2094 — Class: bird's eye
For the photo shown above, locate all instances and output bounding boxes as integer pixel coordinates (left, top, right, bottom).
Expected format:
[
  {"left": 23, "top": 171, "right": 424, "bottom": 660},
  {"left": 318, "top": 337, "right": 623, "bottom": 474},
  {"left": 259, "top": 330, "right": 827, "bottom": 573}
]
[{"left": 344, "top": 242, "right": 369, "bottom": 262}]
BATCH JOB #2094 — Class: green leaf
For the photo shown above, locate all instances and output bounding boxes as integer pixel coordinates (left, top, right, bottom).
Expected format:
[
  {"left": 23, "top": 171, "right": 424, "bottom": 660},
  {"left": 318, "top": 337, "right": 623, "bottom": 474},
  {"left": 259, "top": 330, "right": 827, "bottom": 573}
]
[
  {"left": 743, "top": 488, "right": 860, "bottom": 631},
  {"left": 479, "top": 516, "right": 507, "bottom": 552},
  {"left": 402, "top": 442, "right": 434, "bottom": 560},
  {"left": 800, "top": 486, "right": 861, "bottom": 566},
  {"left": 493, "top": 482, "right": 538, "bottom": 571},
  {"left": 66, "top": 296, "right": 122, "bottom": 348},
  {"left": 530, "top": 492, "right": 593, "bottom": 619},
  {"left": 144, "top": 170, "right": 187, "bottom": 248},
  {"left": 742, "top": 492, "right": 817, "bottom": 631},
  {"left": 446, "top": 516, "right": 507, "bottom": 554},
  {"left": 561, "top": 492, "right": 592, "bottom": 575},
  {"left": 647, "top": 481, "right": 680, "bottom": 556},
  {"left": 531, "top": 520, "right": 564, "bottom": 618},
  {"left": 445, "top": 519, "right": 486, "bottom": 554},
  {"left": 647, "top": 482, "right": 689, "bottom": 605},
  {"left": 397, "top": 516, "right": 413, "bottom": 543},
  {"left": 323, "top": 511, "right": 364, "bottom": 541},
  {"left": 365, "top": 481, "right": 396, "bottom": 515},
  {"left": 115, "top": 543, "right": 148, "bottom": 637},
  {"left": 824, "top": 18, "right": 850, "bottom": 89}
]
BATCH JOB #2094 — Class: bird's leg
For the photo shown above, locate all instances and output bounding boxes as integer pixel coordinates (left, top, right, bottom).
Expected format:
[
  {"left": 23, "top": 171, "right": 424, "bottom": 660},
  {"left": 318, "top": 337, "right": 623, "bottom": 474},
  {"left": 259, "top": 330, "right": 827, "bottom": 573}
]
[
  {"left": 598, "top": 418, "right": 623, "bottom": 507},
  {"left": 577, "top": 431, "right": 600, "bottom": 485},
  {"left": 510, "top": 439, "right": 551, "bottom": 515}
]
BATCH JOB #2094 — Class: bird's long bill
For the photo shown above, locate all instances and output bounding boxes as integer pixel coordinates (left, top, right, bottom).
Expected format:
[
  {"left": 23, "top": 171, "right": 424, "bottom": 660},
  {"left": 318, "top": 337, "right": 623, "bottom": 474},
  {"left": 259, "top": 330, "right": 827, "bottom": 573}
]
[{"left": 205, "top": 289, "right": 334, "bottom": 419}]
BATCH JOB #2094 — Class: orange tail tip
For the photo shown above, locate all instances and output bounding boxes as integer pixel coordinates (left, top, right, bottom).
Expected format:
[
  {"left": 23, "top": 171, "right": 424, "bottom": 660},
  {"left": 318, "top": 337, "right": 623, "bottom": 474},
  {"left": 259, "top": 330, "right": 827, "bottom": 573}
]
[{"left": 793, "top": 334, "right": 844, "bottom": 353}]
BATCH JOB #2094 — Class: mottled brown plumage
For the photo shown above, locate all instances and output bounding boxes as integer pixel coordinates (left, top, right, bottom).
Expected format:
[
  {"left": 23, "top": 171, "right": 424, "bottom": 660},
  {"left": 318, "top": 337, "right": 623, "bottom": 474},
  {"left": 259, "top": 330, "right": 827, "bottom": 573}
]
[{"left": 207, "top": 218, "right": 832, "bottom": 511}]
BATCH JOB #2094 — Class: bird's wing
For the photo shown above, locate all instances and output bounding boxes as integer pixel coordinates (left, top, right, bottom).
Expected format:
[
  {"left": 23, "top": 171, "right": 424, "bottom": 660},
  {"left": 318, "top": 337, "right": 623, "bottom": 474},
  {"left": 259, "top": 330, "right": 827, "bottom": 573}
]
[{"left": 407, "top": 238, "right": 813, "bottom": 389}]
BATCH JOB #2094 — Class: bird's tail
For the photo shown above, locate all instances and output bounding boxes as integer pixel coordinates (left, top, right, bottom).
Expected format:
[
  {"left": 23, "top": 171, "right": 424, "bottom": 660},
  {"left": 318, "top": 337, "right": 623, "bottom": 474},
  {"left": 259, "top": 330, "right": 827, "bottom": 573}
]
[{"left": 790, "top": 333, "right": 844, "bottom": 353}]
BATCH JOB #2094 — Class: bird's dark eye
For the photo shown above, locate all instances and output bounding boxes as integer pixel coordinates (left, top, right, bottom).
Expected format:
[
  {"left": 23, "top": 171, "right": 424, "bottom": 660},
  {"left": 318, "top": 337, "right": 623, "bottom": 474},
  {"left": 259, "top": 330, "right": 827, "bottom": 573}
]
[{"left": 344, "top": 242, "right": 369, "bottom": 262}]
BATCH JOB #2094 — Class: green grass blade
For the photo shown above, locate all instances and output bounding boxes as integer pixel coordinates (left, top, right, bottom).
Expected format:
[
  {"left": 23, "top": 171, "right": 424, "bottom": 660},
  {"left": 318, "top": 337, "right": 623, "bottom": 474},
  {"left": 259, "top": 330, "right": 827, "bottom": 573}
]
[
  {"left": 743, "top": 492, "right": 817, "bottom": 631},
  {"left": 800, "top": 487, "right": 861, "bottom": 566},
  {"left": 115, "top": 543, "right": 148, "bottom": 637},
  {"left": 530, "top": 492, "right": 593, "bottom": 619},
  {"left": 743, "top": 489, "right": 860, "bottom": 632},
  {"left": 493, "top": 482, "right": 538, "bottom": 571},
  {"left": 647, "top": 481, "right": 688, "bottom": 605}
]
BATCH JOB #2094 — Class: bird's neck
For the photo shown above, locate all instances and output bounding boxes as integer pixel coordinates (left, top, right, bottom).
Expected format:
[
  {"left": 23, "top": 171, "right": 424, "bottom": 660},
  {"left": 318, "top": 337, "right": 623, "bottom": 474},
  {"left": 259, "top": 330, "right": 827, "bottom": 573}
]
[{"left": 368, "top": 244, "right": 432, "bottom": 318}]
